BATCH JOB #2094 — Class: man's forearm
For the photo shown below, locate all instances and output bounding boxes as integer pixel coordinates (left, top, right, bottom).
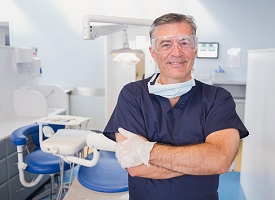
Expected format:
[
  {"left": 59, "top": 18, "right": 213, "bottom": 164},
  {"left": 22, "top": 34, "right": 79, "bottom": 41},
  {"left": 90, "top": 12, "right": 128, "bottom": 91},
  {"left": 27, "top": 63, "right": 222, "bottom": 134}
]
[
  {"left": 115, "top": 128, "right": 240, "bottom": 176},
  {"left": 149, "top": 129, "right": 240, "bottom": 175},
  {"left": 149, "top": 142, "right": 221, "bottom": 175},
  {"left": 127, "top": 163, "right": 185, "bottom": 179}
]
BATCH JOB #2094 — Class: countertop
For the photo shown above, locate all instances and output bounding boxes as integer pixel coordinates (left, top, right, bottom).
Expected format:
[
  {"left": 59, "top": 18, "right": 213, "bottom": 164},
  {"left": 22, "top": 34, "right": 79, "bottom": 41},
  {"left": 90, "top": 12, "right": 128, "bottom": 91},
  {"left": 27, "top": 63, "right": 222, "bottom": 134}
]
[{"left": 0, "top": 116, "right": 38, "bottom": 140}]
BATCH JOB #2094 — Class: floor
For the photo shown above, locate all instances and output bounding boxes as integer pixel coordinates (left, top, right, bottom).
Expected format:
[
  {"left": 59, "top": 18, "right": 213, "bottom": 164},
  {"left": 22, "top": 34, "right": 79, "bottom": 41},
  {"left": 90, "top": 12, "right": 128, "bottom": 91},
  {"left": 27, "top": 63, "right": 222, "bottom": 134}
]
[
  {"left": 35, "top": 167, "right": 246, "bottom": 200},
  {"left": 218, "top": 172, "right": 246, "bottom": 200},
  {"left": 32, "top": 135, "right": 245, "bottom": 200}
]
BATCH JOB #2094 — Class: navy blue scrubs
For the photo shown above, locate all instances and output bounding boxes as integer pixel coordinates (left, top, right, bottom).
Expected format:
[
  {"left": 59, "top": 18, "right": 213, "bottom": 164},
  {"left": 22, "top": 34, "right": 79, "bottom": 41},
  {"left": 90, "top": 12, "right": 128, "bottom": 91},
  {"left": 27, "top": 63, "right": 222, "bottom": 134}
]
[{"left": 103, "top": 75, "right": 249, "bottom": 200}]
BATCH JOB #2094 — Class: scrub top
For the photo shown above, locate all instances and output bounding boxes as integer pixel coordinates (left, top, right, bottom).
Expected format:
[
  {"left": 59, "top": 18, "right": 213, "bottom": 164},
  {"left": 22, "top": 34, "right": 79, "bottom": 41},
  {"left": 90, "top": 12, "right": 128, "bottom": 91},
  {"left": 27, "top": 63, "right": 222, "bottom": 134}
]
[{"left": 103, "top": 75, "right": 249, "bottom": 200}]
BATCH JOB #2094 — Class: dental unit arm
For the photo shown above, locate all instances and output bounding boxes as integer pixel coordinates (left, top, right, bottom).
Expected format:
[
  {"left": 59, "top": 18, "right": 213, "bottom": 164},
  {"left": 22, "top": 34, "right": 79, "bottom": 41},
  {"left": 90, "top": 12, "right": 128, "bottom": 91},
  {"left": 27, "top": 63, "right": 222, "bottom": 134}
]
[
  {"left": 82, "top": 14, "right": 152, "bottom": 40},
  {"left": 40, "top": 129, "right": 116, "bottom": 167}
]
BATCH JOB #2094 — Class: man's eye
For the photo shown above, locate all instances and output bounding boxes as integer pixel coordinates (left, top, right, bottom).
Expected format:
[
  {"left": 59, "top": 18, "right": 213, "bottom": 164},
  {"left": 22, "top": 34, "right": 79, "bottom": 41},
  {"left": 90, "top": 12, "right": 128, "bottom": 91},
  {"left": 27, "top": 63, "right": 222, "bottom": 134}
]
[
  {"left": 160, "top": 43, "right": 172, "bottom": 49},
  {"left": 179, "top": 41, "right": 190, "bottom": 46}
]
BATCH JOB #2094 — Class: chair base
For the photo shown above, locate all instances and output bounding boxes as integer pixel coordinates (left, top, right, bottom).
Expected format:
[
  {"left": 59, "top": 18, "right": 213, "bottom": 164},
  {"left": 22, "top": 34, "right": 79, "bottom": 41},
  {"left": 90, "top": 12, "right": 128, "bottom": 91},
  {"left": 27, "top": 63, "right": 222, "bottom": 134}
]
[
  {"left": 32, "top": 184, "right": 58, "bottom": 200},
  {"left": 31, "top": 174, "right": 60, "bottom": 200}
]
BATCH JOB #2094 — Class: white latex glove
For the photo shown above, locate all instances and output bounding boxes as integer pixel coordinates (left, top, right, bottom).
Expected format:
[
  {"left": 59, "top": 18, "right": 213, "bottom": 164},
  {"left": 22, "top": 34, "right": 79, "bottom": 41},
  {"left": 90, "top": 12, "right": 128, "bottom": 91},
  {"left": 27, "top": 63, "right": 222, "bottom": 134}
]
[{"left": 115, "top": 127, "right": 155, "bottom": 169}]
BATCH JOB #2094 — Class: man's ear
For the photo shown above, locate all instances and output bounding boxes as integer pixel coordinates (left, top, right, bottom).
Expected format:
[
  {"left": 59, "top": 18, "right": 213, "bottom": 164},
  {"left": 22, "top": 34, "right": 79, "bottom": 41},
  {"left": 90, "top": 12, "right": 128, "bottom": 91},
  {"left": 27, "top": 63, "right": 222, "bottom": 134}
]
[
  {"left": 194, "top": 49, "right": 198, "bottom": 57},
  {"left": 149, "top": 46, "right": 157, "bottom": 63}
]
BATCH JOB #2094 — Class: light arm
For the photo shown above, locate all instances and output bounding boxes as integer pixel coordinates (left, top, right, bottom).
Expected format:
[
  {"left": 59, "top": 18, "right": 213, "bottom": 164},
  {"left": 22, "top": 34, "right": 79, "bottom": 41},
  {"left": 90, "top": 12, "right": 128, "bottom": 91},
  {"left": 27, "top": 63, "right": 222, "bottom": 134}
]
[
  {"left": 83, "top": 24, "right": 127, "bottom": 40},
  {"left": 82, "top": 14, "right": 152, "bottom": 40}
]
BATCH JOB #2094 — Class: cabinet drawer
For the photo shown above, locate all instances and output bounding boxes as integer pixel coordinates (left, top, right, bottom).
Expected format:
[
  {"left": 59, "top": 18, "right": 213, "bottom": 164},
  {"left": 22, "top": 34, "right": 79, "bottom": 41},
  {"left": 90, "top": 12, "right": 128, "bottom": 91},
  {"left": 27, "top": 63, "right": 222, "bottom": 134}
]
[
  {"left": 0, "top": 182, "right": 9, "bottom": 200},
  {"left": 8, "top": 172, "right": 40, "bottom": 200},
  {"left": 0, "top": 158, "right": 7, "bottom": 185},
  {"left": 5, "top": 137, "right": 16, "bottom": 156},
  {"left": 0, "top": 140, "right": 6, "bottom": 160},
  {"left": 7, "top": 152, "right": 18, "bottom": 179}
]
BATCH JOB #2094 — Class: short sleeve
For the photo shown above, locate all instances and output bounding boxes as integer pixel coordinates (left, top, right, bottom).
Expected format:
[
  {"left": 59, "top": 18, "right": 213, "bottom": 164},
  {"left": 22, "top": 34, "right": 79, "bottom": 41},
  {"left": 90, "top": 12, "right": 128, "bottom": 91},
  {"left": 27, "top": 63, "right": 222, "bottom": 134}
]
[
  {"left": 103, "top": 83, "right": 146, "bottom": 141},
  {"left": 204, "top": 87, "right": 248, "bottom": 139}
]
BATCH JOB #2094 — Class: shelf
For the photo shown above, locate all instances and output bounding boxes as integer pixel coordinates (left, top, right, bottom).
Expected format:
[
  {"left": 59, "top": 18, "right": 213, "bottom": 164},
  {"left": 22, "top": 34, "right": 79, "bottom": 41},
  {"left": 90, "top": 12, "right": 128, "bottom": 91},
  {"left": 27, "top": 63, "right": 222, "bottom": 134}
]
[{"left": 211, "top": 80, "right": 246, "bottom": 85}]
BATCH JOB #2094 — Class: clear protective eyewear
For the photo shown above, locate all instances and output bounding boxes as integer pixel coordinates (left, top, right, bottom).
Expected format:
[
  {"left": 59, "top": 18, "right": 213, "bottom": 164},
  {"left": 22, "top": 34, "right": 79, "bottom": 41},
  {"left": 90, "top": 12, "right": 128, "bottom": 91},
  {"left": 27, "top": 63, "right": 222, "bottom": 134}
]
[{"left": 152, "top": 35, "right": 198, "bottom": 54}]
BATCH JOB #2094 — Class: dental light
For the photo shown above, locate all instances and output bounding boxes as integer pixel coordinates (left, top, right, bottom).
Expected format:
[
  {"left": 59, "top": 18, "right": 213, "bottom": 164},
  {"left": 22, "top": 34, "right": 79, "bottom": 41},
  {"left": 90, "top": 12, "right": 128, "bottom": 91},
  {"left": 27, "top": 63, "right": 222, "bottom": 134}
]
[
  {"left": 110, "top": 30, "right": 144, "bottom": 65},
  {"left": 82, "top": 15, "right": 152, "bottom": 65}
]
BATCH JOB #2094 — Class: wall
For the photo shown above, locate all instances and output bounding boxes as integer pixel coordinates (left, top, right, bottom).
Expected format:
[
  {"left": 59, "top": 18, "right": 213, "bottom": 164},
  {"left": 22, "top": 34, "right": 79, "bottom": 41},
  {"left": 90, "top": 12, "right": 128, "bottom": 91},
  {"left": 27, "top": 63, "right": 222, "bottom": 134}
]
[
  {"left": 0, "top": 47, "right": 16, "bottom": 117},
  {"left": 194, "top": 1, "right": 275, "bottom": 82},
  {"left": 105, "top": 26, "right": 153, "bottom": 122},
  {"left": 1, "top": 0, "right": 275, "bottom": 129}
]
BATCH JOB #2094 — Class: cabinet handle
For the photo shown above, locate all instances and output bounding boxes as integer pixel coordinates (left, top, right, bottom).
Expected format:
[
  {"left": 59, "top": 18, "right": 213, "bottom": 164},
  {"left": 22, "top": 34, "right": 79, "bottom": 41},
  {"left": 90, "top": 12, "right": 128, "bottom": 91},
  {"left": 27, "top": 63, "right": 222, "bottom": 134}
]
[{"left": 16, "top": 186, "right": 26, "bottom": 192}]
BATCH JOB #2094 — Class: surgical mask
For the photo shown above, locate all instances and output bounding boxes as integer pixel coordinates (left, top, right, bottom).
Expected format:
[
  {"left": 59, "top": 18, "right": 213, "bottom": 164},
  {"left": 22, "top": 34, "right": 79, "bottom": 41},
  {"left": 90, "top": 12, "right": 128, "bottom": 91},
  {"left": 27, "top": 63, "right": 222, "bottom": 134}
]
[{"left": 148, "top": 73, "right": 195, "bottom": 98}]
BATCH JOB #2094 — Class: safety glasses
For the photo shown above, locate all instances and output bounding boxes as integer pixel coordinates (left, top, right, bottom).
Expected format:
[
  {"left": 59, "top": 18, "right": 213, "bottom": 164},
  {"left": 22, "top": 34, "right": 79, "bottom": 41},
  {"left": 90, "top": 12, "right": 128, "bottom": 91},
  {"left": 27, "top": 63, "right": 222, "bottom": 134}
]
[{"left": 152, "top": 35, "right": 198, "bottom": 54}]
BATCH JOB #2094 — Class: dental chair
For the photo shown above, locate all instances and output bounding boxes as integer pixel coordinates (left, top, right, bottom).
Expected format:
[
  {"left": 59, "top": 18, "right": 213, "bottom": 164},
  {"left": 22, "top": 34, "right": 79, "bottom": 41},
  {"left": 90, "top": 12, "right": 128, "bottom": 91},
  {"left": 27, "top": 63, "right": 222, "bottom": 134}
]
[
  {"left": 40, "top": 129, "right": 129, "bottom": 200},
  {"left": 10, "top": 123, "right": 71, "bottom": 200}
]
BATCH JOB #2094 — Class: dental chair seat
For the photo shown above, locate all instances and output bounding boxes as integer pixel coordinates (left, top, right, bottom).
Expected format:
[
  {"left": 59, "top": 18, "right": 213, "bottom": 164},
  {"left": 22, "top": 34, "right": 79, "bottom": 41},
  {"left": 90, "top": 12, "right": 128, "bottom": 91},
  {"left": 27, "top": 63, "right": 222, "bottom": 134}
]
[
  {"left": 24, "top": 150, "right": 70, "bottom": 174},
  {"left": 10, "top": 123, "right": 72, "bottom": 200},
  {"left": 78, "top": 151, "right": 128, "bottom": 193}
]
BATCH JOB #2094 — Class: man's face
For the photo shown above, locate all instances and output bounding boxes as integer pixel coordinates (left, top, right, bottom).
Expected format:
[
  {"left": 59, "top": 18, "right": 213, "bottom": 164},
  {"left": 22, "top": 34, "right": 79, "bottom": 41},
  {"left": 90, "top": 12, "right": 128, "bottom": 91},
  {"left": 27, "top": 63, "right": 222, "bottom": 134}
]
[{"left": 149, "top": 22, "right": 197, "bottom": 84}]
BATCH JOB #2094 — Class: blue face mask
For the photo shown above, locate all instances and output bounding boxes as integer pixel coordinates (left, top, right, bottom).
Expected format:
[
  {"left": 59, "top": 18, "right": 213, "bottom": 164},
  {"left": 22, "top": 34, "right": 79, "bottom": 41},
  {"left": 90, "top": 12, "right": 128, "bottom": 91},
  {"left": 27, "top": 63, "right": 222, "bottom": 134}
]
[{"left": 148, "top": 73, "right": 195, "bottom": 98}]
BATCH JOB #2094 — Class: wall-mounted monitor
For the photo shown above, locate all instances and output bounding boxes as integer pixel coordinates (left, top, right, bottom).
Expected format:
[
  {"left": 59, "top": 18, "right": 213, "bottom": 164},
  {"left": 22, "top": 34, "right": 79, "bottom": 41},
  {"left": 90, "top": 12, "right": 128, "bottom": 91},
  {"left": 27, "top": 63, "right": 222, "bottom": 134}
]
[{"left": 197, "top": 42, "right": 219, "bottom": 58}]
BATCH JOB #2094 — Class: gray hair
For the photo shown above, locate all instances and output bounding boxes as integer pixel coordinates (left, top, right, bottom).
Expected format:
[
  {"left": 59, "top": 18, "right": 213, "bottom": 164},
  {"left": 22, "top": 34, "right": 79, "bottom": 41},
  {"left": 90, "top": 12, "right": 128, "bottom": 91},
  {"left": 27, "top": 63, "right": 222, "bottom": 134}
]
[{"left": 149, "top": 13, "right": 197, "bottom": 41}]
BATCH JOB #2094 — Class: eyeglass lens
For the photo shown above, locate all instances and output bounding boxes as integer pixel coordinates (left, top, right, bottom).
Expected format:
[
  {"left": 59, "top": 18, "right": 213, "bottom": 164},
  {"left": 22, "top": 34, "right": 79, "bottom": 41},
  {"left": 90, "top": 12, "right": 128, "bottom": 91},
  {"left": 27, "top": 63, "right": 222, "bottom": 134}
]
[{"left": 153, "top": 35, "right": 197, "bottom": 53}]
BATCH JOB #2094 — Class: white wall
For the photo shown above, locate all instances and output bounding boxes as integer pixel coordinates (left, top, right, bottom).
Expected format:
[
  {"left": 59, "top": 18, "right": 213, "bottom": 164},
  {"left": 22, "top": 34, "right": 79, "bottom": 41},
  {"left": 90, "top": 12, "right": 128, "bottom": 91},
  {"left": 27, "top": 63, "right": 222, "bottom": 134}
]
[
  {"left": 2, "top": 0, "right": 275, "bottom": 86},
  {"left": 0, "top": 47, "right": 16, "bottom": 117},
  {"left": 193, "top": 1, "right": 275, "bottom": 82},
  {"left": 105, "top": 26, "right": 153, "bottom": 122},
  {"left": 1, "top": 0, "right": 275, "bottom": 129}
]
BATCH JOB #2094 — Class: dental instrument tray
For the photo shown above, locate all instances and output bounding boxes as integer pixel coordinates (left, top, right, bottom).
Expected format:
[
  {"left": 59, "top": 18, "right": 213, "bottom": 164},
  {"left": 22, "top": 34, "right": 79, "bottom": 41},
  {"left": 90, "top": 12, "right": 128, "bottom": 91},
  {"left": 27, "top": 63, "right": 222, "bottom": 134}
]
[{"left": 36, "top": 115, "right": 90, "bottom": 126}]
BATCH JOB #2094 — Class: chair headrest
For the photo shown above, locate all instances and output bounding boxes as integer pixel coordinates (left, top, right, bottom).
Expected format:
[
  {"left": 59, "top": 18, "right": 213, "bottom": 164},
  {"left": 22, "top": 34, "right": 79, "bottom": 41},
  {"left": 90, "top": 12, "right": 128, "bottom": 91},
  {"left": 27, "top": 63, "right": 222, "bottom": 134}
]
[{"left": 10, "top": 123, "right": 65, "bottom": 146}]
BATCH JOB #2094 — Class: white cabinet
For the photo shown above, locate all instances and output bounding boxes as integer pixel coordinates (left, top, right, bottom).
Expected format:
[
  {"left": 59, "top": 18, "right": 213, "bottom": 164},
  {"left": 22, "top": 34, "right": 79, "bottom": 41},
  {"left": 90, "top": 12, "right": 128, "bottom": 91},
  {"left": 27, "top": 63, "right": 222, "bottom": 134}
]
[
  {"left": 240, "top": 49, "right": 275, "bottom": 200},
  {"left": 212, "top": 81, "right": 246, "bottom": 122},
  {"left": 0, "top": 136, "right": 48, "bottom": 200},
  {"left": 14, "top": 85, "right": 69, "bottom": 117}
]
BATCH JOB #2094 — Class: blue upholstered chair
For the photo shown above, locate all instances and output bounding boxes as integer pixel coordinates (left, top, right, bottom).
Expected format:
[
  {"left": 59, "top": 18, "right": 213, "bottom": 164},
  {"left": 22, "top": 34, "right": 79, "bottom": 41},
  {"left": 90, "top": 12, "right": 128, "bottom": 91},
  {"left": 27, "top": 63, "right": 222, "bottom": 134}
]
[
  {"left": 77, "top": 151, "right": 128, "bottom": 193},
  {"left": 76, "top": 129, "right": 128, "bottom": 194},
  {"left": 10, "top": 123, "right": 71, "bottom": 200}
]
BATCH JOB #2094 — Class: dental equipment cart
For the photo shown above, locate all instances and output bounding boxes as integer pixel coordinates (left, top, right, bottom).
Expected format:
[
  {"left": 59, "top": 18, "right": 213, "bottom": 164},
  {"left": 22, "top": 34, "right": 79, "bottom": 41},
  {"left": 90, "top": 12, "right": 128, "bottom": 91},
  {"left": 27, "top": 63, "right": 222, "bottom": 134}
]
[{"left": 38, "top": 115, "right": 129, "bottom": 200}]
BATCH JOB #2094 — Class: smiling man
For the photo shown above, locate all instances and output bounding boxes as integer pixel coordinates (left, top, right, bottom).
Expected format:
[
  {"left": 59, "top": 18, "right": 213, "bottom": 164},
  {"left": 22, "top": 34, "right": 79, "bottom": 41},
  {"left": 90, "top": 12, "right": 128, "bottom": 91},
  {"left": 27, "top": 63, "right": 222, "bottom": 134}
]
[{"left": 103, "top": 13, "right": 249, "bottom": 200}]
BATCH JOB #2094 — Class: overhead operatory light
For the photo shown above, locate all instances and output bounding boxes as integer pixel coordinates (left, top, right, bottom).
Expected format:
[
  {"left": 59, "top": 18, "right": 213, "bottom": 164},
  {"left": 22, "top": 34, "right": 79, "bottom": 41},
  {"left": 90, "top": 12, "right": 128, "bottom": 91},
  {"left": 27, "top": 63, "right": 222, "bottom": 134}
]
[
  {"left": 82, "top": 15, "right": 152, "bottom": 65},
  {"left": 110, "top": 30, "right": 144, "bottom": 65}
]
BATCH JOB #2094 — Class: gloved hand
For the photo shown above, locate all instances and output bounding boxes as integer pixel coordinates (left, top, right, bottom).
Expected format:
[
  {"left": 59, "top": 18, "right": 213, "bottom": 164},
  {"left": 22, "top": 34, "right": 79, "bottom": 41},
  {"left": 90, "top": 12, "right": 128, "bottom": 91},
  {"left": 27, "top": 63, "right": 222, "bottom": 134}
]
[{"left": 115, "top": 127, "right": 155, "bottom": 169}]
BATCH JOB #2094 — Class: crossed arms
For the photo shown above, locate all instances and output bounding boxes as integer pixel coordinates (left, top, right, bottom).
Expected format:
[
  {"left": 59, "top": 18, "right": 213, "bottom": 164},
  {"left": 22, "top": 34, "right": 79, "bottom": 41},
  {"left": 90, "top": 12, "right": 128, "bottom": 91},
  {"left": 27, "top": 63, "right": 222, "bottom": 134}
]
[{"left": 115, "top": 128, "right": 240, "bottom": 179}]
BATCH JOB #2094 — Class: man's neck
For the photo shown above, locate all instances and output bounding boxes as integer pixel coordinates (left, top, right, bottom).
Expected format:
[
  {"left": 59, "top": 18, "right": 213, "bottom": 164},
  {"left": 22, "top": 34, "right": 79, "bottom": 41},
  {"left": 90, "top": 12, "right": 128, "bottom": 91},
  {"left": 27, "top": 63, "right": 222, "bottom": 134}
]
[{"left": 169, "top": 96, "right": 180, "bottom": 107}]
